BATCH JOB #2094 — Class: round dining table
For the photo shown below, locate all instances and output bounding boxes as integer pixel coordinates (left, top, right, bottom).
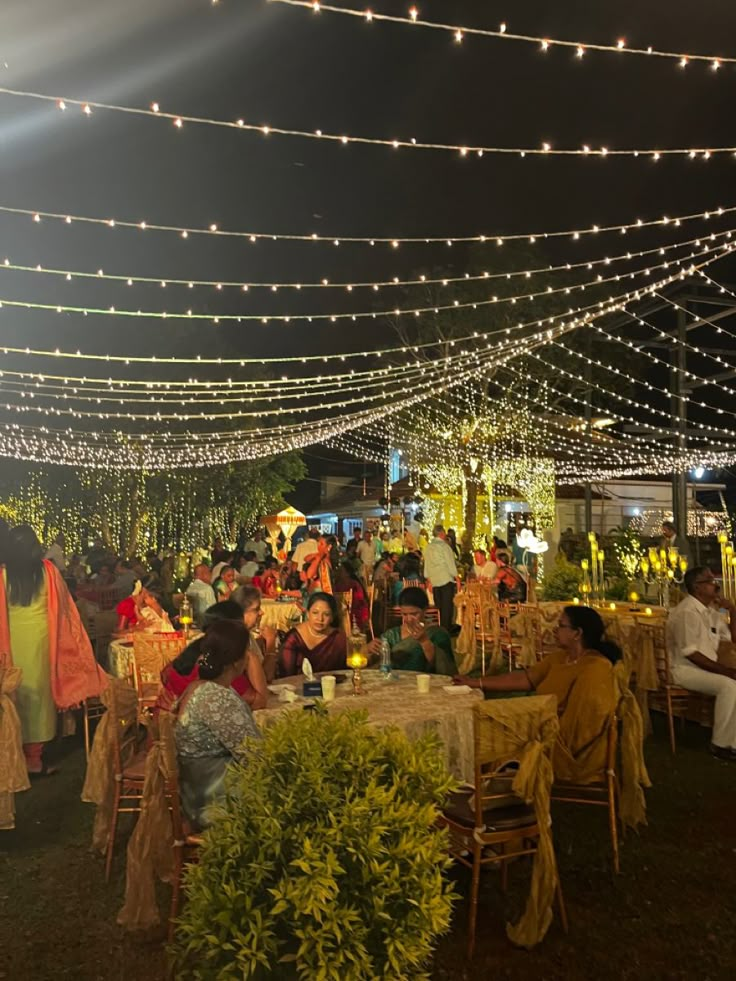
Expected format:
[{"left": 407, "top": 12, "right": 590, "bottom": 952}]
[{"left": 255, "top": 670, "right": 483, "bottom": 782}]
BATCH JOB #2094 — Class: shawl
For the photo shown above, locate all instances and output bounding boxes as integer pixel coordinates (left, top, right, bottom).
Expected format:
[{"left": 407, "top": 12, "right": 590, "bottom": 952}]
[
  {"left": 0, "top": 560, "right": 107, "bottom": 710},
  {"left": 0, "top": 664, "right": 30, "bottom": 830}
]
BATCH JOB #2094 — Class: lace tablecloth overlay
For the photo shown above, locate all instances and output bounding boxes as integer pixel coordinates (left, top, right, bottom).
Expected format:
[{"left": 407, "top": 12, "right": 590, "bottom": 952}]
[
  {"left": 259, "top": 599, "right": 302, "bottom": 633},
  {"left": 108, "top": 637, "right": 135, "bottom": 680},
  {"left": 255, "top": 671, "right": 483, "bottom": 782}
]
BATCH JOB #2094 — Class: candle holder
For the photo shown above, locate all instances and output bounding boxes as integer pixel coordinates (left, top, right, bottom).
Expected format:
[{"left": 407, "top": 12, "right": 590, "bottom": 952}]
[
  {"left": 638, "top": 547, "right": 686, "bottom": 607},
  {"left": 581, "top": 535, "right": 605, "bottom": 605},
  {"left": 179, "top": 595, "right": 193, "bottom": 640},
  {"left": 348, "top": 651, "right": 368, "bottom": 695}
]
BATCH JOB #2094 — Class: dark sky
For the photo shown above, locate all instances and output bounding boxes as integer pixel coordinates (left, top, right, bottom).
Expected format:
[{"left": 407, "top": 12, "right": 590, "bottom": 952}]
[{"left": 1, "top": 0, "right": 736, "bottom": 483}]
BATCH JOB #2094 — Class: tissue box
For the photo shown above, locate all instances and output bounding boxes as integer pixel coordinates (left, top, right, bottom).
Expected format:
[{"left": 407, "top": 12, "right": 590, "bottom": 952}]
[{"left": 303, "top": 680, "right": 323, "bottom": 698}]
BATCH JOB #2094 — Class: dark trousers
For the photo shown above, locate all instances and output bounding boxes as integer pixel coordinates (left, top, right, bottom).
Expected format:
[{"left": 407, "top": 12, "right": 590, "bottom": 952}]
[{"left": 432, "top": 581, "right": 456, "bottom": 632}]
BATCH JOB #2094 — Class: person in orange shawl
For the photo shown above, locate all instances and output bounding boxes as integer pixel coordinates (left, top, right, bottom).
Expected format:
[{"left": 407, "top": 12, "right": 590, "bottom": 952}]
[
  {"left": 0, "top": 525, "right": 107, "bottom": 775},
  {"left": 301, "top": 534, "right": 334, "bottom": 594}
]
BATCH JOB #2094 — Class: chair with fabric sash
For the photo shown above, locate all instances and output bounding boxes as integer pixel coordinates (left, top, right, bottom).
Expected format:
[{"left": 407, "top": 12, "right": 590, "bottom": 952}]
[
  {"left": 439, "top": 695, "right": 567, "bottom": 957},
  {"left": 131, "top": 633, "right": 187, "bottom": 721},
  {"left": 104, "top": 681, "right": 148, "bottom": 881},
  {"left": 158, "top": 711, "right": 203, "bottom": 943},
  {"left": 641, "top": 619, "right": 714, "bottom": 754},
  {"left": 551, "top": 713, "right": 621, "bottom": 874}
]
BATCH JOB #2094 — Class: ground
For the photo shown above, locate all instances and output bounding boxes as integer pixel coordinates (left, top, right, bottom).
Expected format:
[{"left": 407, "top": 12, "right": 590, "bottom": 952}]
[{"left": 1, "top": 715, "right": 734, "bottom": 981}]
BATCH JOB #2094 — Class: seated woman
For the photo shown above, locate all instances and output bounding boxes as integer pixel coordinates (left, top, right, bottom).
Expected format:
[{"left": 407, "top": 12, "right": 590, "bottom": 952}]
[
  {"left": 493, "top": 551, "right": 527, "bottom": 603},
  {"left": 159, "top": 599, "right": 268, "bottom": 711},
  {"left": 116, "top": 575, "right": 174, "bottom": 633},
  {"left": 279, "top": 560, "right": 301, "bottom": 592},
  {"left": 333, "top": 561, "right": 370, "bottom": 632},
  {"left": 175, "top": 620, "right": 262, "bottom": 829},
  {"left": 255, "top": 558, "right": 280, "bottom": 598},
  {"left": 232, "top": 584, "right": 277, "bottom": 684},
  {"left": 213, "top": 565, "right": 237, "bottom": 601},
  {"left": 278, "top": 591, "right": 347, "bottom": 676},
  {"left": 370, "top": 587, "right": 457, "bottom": 675},
  {"left": 454, "top": 605, "right": 619, "bottom": 782},
  {"left": 391, "top": 552, "right": 425, "bottom": 604}
]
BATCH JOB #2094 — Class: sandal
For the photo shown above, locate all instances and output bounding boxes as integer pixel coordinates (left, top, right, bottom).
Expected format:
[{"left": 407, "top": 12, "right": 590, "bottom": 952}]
[{"left": 28, "top": 763, "right": 60, "bottom": 778}]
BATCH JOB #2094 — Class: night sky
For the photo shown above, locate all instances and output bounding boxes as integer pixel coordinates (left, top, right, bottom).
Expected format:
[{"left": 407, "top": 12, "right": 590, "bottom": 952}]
[{"left": 1, "top": 0, "right": 736, "bottom": 488}]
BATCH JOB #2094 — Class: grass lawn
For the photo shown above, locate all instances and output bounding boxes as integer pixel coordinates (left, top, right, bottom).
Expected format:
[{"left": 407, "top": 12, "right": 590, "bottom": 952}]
[{"left": 1, "top": 713, "right": 735, "bottom": 980}]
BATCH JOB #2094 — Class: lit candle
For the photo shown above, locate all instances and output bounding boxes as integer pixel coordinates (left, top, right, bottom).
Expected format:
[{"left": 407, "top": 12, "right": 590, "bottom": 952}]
[
  {"left": 718, "top": 532, "right": 728, "bottom": 545},
  {"left": 581, "top": 559, "right": 589, "bottom": 571},
  {"left": 573, "top": 596, "right": 580, "bottom": 605},
  {"left": 645, "top": 607, "right": 653, "bottom": 616},
  {"left": 640, "top": 559, "right": 649, "bottom": 576},
  {"left": 679, "top": 558, "right": 688, "bottom": 574},
  {"left": 629, "top": 591, "right": 639, "bottom": 603},
  {"left": 609, "top": 602, "right": 616, "bottom": 610}
]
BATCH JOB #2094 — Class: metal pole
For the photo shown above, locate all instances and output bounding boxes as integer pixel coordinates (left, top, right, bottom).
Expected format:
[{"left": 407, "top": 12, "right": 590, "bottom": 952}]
[
  {"left": 671, "top": 304, "right": 689, "bottom": 541},
  {"left": 584, "top": 329, "right": 593, "bottom": 536}
]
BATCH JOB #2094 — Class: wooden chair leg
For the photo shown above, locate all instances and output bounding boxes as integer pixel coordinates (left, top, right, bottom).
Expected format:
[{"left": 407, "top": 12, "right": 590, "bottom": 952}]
[
  {"left": 666, "top": 691, "right": 677, "bottom": 755},
  {"left": 168, "top": 849, "right": 183, "bottom": 944},
  {"left": 608, "top": 775, "right": 620, "bottom": 875},
  {"left": 555, "top": 876, "right": 569, "bottom": 934},
  {"left": 500, "top": 842, "right": 509, "bottom": 893},
  {"left": 105, "top": 782, "right": 122, "bottom": 882},
  {"left": 467, "top": 845, "right": 482, "bottom": 959},
  {"left": 83, "top": 704, "right": 91, "bottom": 760}
]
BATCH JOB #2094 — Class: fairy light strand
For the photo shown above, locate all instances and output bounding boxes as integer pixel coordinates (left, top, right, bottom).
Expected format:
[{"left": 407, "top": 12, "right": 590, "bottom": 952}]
[
  {"left": 1, "top": 202, "right": 729, "bottom": 247},
  {"left": 270, "top": 0, "right": 735, "bottom": 68},
  {"left": 2, "top": 86, "right": 735, "bottom": 160},
  {"left": 3, "top": 227, "right": 727, "bottom": 293}
]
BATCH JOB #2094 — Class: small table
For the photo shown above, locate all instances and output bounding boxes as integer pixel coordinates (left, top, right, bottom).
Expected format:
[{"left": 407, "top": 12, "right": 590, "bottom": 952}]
[
  {"left": 108, "top": 636, "right": 134, "bottom": 680},
  {"left": 256, "top": 671, "right": 483, "bottom": 782}
]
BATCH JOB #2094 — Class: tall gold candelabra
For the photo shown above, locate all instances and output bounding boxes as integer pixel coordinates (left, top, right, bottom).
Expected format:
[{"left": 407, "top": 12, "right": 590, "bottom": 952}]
[{"left": 717, "top": 532, "right": 736, "bottom": 601}]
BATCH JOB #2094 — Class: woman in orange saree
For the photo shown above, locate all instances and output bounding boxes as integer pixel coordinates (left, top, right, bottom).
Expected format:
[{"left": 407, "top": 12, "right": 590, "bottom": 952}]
[{"left": 0, "top": 525, "right": 107, "bottom": 776}]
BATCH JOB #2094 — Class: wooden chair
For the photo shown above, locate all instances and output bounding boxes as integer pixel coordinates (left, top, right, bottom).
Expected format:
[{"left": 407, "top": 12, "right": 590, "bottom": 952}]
[
  {"left": 105, "top": 682, "right": 147, "bottom": 881},
  {"left": 439, "top": 697, "right": 567, "bottom": 957},
  {"left": 83, "top": 697, "right": 106, "bottom": 760},
  {"left": 131, "top": 633, "right": 187, "bottom": 720},
  {"left": 159, "top": 712, "right": 203, "bottom": 943},
  {"left": 93, "top": 584, "right": 120, "bottom": 611},
  {"left": 551, "top": 715, "right": 621, "bottom": 874},
  {"left": 643, "top": 620, "right": 715, "bottom": 754},
  {"left": 386, "top": 605, "right": 441, "bottom": 629}
]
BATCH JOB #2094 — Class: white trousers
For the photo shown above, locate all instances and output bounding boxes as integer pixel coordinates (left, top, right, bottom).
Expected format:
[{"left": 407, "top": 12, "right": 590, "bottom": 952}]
[{"left": 672, "top": 663, "right": 736, "bottom": 750}]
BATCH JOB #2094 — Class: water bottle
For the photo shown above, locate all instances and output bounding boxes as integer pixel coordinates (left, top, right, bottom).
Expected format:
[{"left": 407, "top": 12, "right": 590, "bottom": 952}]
[{"left": 379, "top": 637, "right": 392, "bottom": 678}]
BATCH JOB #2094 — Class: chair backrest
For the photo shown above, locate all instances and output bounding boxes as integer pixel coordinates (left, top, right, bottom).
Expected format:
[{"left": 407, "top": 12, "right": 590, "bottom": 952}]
[
  {"left": 158, "top": 710, "right": 187, "bottom": 843},
  {"left": 106, "top": 679, "right": 141, "bottom": 776},
  {"left": 472, "top": 694, "right": 559, "bottom": 826},
  {"left": 636, "top": 618, "right": 670, "bottom": 687},
  {"left": 132, "top": 634, "right": 186, "bottom": 711},
  {"left": 95, "top": 585, "right": 120, "bottom": 611}
]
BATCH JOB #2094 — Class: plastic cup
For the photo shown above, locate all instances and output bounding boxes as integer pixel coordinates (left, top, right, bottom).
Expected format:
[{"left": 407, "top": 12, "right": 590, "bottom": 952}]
[
  {"left": 321, "top": 675, "right": 337, "bottom": 702},
  {"left": 416, "top": 673, "right": 431, "bottom": 694}
]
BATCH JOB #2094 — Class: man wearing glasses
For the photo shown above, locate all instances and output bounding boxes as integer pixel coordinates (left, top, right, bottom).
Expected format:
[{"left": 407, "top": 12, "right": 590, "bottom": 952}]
[{"left": 667, "top": 566, "right": 736, "bottom": 760}]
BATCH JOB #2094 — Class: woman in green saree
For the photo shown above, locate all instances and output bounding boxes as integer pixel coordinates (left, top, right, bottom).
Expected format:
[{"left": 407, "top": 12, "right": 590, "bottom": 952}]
[{"left": 369, "top": 587, "right": 457, "bottom": 675}]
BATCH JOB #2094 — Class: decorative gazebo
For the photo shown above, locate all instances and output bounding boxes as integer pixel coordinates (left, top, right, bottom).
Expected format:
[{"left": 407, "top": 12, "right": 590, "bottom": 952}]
[{"left": 261, "top": 505, "right": 307, "bottom": 560}]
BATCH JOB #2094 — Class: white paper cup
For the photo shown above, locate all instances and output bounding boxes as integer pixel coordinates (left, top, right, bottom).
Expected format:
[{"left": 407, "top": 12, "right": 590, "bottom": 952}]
[
  {"left": 321, "top": 675, "right": 337, "bottom": 702},
  {"left": 416, "top": 673, "right": 431, "bottom": 694}
]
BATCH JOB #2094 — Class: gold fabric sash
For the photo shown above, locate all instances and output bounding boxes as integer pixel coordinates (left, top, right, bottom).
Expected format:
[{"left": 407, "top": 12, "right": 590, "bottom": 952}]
[{"left": 0, "top": 665, "right": 30, "bottom": 830}]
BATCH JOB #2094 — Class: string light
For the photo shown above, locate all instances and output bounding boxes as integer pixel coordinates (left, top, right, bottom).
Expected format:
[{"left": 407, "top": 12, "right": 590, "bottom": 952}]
[
  {"left": 268, "top": 2, "right": 736, "bottom": 68},
  {"left": 2, "top": 85, "right": 735, "bottom": 159},
  {"left": 1, "top": 201, "right": 728, "bottom": 247},
  {"left": 5, "top": 227, "right": 727, "bottom": 294},
  {"left": 2, "top": 242, "right": 719, "bottom": 325},
  {"left": 0, "top": 256, "right": 730, "bottom": 470}
]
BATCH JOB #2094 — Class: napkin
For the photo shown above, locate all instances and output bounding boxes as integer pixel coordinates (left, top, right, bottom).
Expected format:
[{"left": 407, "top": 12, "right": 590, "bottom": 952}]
[
  {"left": 443, "top": 685, "right": 472, "bottom": 694},
  {"left": 302, "top": 657, "right": 314, "bottom": 681}
]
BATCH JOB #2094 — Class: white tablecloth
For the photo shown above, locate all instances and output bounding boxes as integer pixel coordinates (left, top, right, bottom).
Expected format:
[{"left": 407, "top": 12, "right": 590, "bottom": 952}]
[
  {"left": 255, "top": 670, "right": 483, "bottom": 782},
  {"left": 260, "top": 599, "right": 302, "bottom": 633}
]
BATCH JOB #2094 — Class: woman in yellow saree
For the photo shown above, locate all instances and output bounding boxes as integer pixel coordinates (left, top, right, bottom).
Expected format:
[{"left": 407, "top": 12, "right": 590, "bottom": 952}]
[{"left": 454, "top": 605, "right": 618, "bottom": 782}]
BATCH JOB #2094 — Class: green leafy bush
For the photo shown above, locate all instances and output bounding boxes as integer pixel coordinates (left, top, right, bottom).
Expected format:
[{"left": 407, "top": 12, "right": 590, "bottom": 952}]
[
  {"left": 540, "top": 557, "right": 583, "bottom": 601},
  {"left": 174, "top": 707, "right": 457, "bottom": 980}
]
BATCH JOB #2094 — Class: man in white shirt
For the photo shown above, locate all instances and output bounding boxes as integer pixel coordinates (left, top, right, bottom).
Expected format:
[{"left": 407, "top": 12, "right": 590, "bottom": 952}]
[
  {"left": 666, "top": 566, "right": 736, "bottom": 759},
  {"left": 45, "top": 533, "right": 67, "bottom": 573},
  {"left": 186, "top": 563, "right": 217, "bottom": 626},
  {"left": 472, "top": 548, "right": 498, "bottom": 581},
  {"left": 423, "top": 525, "right": 458, "bottom": 631},
  {"left": 244, "top": 531, "right": 268, "bottom": 564},
  {"left": 237, "top": 551, "right": 259, "bottom": 582},
  {"left": 357, "top": 530, "right": 378, "bottom": 581},
  {"left": 292, "top": 530, "right": 319, "bottom": 575}
]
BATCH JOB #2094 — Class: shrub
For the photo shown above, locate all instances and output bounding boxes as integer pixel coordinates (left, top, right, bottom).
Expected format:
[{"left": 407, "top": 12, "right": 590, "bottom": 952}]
[
  {"left": 540, "top": 556, "right": 583, "bottom": 601},
  {"left": 174, "top": 707, "right": 457, "bottom": 980}
]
